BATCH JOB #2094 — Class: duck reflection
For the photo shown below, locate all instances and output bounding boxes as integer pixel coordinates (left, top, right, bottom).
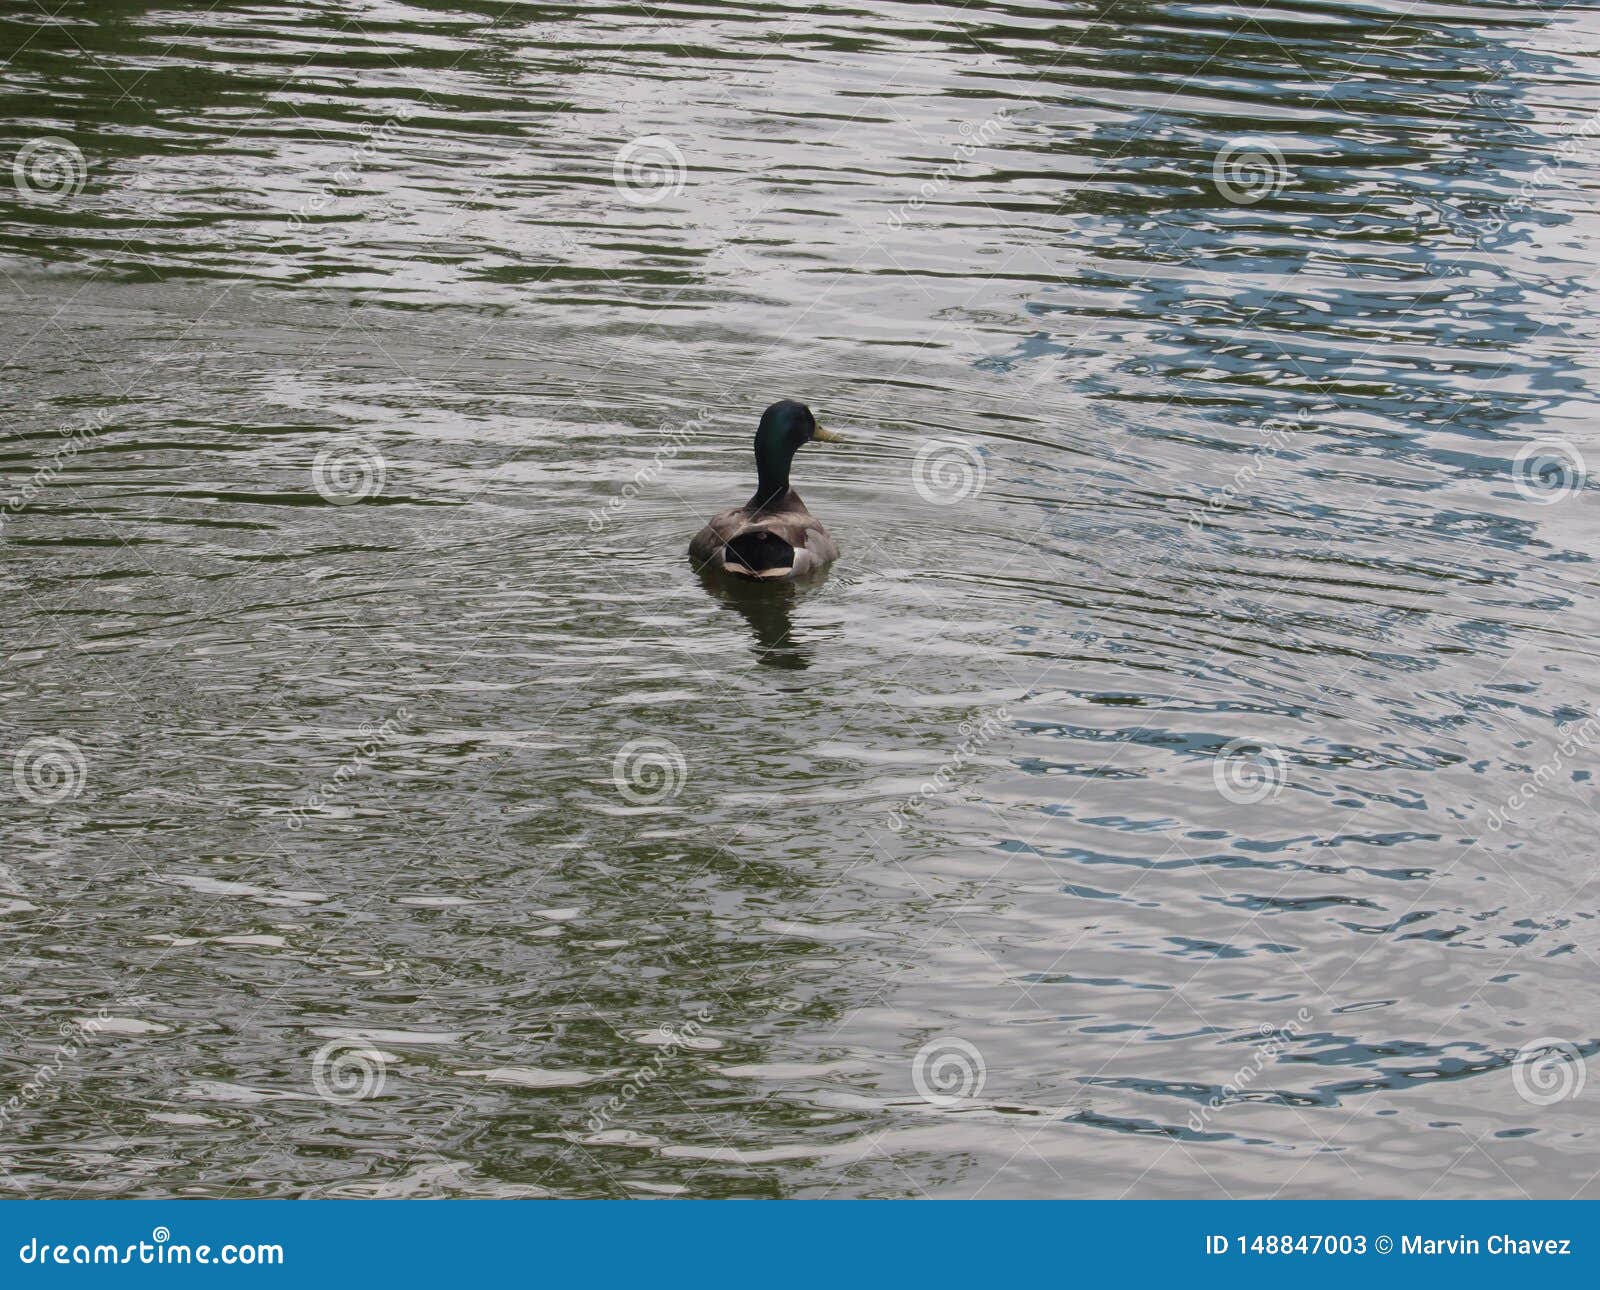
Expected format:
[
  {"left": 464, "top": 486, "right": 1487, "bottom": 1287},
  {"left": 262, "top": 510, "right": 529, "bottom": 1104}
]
[{"left": 697, "top": 567, "right": 829, "bottom": 669}]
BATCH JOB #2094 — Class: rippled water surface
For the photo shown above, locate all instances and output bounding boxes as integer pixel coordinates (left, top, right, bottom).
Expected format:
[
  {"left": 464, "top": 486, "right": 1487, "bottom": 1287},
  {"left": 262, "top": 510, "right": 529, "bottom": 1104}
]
[{"left": 4, "top": 0, "right": 1600, "bottom": 1198}]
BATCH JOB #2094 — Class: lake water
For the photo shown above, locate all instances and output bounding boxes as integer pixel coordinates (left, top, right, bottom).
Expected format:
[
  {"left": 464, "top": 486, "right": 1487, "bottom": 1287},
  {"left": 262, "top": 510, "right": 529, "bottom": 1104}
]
[{"left": 3, "top": 0, "right": 1598, "bottom": 1199}]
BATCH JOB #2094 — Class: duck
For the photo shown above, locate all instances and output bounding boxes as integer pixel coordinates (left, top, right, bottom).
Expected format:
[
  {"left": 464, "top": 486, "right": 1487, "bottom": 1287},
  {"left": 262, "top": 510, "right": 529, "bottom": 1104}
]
[{"left": 688, "top": 400, "right": 841, "bottom": 580}]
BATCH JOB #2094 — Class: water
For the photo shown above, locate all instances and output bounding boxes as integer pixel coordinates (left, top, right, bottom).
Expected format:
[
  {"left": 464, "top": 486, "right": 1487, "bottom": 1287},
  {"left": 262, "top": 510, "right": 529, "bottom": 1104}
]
[{"left": 3, "top": 0, "right": 1598, "bottom": 1199}]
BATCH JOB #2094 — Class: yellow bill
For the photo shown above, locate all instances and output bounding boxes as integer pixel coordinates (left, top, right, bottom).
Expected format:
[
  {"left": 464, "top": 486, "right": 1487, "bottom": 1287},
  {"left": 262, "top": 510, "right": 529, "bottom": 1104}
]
[{"left": 812, "top": 423, "right": 843, "bottom": 443}]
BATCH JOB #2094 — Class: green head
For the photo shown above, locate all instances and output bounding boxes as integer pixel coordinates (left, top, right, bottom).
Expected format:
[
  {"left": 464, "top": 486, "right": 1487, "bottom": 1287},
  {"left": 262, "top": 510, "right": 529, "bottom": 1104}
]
[{"left": 751, "top": 400, "right": 839, "bottom": 505}]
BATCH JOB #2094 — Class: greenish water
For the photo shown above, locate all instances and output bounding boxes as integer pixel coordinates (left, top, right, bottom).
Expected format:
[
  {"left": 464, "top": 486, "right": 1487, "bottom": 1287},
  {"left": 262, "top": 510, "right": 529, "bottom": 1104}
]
[{"left": 2, "top": 0, "right": 1599, "bottom": 1198}]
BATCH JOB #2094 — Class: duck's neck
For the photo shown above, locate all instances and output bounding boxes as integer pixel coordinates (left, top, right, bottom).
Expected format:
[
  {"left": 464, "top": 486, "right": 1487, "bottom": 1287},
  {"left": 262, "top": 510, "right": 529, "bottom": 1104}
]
[
  {"left": 748, "top": 435, "right": 795, "bottom": 510},
  {"left": 748, "top": 477, "right": 790, "bottom": 510}
]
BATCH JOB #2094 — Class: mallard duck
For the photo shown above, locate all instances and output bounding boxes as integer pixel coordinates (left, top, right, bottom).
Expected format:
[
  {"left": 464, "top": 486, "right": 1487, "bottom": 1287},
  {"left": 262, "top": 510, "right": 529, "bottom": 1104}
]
[{"left": 688, "top": 400, "right": 841, "bottom": 580}]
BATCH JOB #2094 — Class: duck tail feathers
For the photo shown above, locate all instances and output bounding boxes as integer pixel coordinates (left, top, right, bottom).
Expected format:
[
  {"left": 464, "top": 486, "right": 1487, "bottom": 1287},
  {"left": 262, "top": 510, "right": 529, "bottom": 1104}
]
[{"left": 723, "top": 530, "right": 795, "bottom": 576}]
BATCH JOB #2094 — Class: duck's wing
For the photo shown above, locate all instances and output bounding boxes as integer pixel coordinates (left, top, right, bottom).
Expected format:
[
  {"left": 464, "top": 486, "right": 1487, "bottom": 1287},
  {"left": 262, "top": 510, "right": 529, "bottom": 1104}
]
[
  {"left": 689, "top": 507, "right": 753, "bottom": 569},
  {"left": 689, "top": 506, "right": 838, "bottom": 579},
  {"left": 787, "top": 517, "right": 839, "bottom": 578}
]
